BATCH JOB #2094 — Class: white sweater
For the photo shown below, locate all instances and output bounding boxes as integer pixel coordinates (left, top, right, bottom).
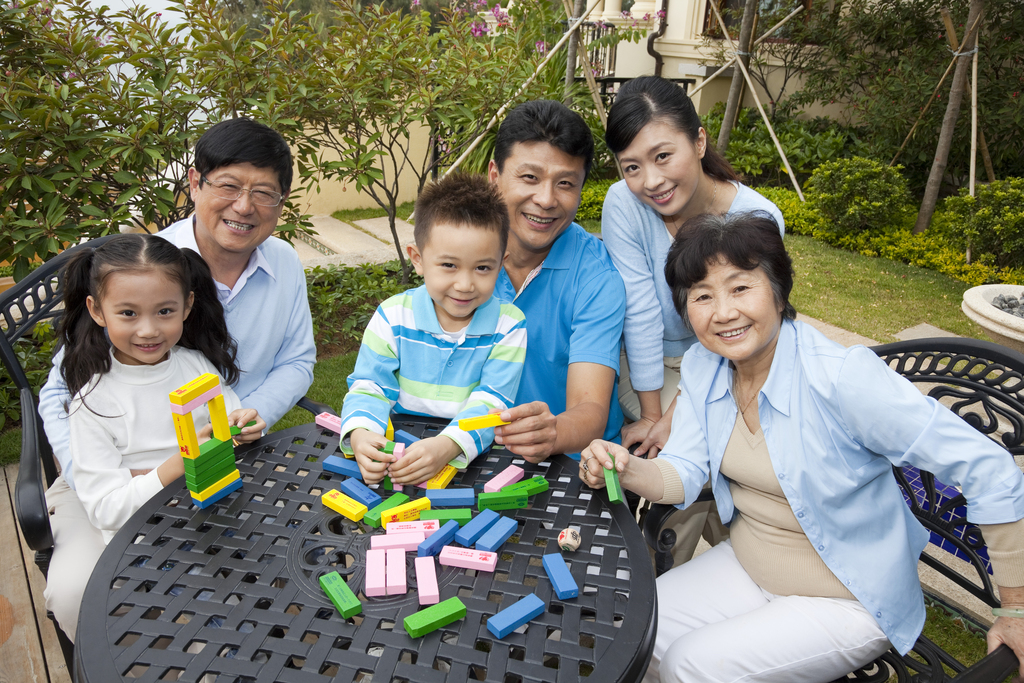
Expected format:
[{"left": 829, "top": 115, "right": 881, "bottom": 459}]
[{"left": 69, "top": 347, "right": 241, "bottom": 543}]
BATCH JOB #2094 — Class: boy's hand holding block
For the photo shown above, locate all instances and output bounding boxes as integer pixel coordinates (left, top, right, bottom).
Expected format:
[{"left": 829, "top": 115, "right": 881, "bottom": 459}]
[{"left": 458, "top": 413, "right": 510, "bottom": 431}]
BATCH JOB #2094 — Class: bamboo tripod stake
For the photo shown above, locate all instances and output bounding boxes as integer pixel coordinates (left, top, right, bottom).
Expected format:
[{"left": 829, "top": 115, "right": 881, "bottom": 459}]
[
  {"left": 708, "top": 0, "right": 805, "bottom": 201},
  {"left": 940, "top": 8, "right": 994, "bottom": 186}
]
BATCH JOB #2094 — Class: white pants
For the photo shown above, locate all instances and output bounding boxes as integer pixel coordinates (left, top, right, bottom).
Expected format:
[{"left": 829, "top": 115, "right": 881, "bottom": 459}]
[
  {"left": 643, "top": 541, "right": 891, "bottom": 683},
  {"left": 43, "top": 475, "right": 106, "bottom": 643}
]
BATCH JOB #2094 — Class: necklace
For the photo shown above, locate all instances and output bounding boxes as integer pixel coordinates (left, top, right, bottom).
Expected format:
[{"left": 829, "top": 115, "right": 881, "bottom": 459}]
[
  {"left": 733, "top": 376, "right": 759, "bottom": 415},
  {"left": 708, "top": 178, "right": 719, "bottom": 213}
]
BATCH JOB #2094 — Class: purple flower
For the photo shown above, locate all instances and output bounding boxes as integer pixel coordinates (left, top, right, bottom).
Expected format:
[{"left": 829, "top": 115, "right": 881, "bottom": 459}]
[
  {"left": 470, "top": 20, "right": 489, "bottom": 36},
  {"left": 412, "top": 0, "right": 420, "bottom": 6},
  {"left": 656, "top": 9, "right": 666, "bottom": 18},
  {"left": 620, "top": 10, "right": 631, "bottom": 17},
  {"left": 642, "top": 12, "right": 650, "bottom": 20},
  {"left": 535, "top": 40, "right": 547, "bottom": 53}
]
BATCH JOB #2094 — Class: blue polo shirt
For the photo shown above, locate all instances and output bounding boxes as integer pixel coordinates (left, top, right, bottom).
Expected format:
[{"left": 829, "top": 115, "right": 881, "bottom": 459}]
[{"left": 495, "top": 223, "right": 626, "bottom": 456}]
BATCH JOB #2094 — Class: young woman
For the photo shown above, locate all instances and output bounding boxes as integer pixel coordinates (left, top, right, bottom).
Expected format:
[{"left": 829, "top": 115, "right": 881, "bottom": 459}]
[{"left": 44, "top": 234, "right": 265, "bottom": 641}]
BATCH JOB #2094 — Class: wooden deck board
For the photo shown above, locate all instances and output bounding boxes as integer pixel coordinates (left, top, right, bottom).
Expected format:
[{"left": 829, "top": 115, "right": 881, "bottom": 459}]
[{"left": 0, "top": 463, "right": 51, "bottom": 682}]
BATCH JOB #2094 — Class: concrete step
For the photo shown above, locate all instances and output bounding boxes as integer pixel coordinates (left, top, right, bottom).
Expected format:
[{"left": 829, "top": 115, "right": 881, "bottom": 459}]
[{"left": 292, "top": 215, "right": 411, "bottom": 269}]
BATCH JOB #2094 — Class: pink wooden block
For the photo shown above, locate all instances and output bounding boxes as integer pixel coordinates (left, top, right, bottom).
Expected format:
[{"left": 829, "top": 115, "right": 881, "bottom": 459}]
[
  {"left": 484, "top": 465, "right": 525, "bottom": 493},
  {"left": 365, "top": 549, "right": 387, "bottom": 597},
  {"left": 370, "top": 532, "right": 425, "bottom": 552},
  {"left": 415, "top": 556, "right": 439, "bottom": 605},
  {"left": 386, "top": 548, "right": 406, "bottom": 595},
  {"left": 438, "top": 545, "right": 498, "bottom": 572},
  {"left": 315, "top": 412, "right": 343, "bottom": 432},
  {"left": 386, "top": 520, "right": 440, "bottom": 537},
  {"left": 169, "top": 385, "right": 222, "bottom": 415},
  {"left": 390, "top": 442, "right": 405, "bottom": 493}
]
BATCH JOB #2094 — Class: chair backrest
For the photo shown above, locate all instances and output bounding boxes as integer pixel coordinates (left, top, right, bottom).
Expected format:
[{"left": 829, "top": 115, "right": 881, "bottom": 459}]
[
  {"left": 872, "top": 337, "right": 1024, "bottom": 609},
  {"left": 0, "top": 234, "right": 119, "bottom": 482}
]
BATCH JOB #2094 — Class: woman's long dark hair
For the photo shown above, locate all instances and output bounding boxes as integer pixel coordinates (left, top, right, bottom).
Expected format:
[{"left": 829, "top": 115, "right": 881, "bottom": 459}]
[
  {"left": 59, "top": 234, "right": 239, "bottom": 400},
  {"left": 606, "top": 75, "right": 739, "bottom": 183}
]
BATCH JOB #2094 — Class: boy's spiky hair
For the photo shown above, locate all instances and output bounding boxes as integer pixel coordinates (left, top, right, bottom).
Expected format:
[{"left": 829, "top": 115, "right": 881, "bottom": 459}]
[{"left": 414, "top": 172, "right": 509, "bottom": 253}]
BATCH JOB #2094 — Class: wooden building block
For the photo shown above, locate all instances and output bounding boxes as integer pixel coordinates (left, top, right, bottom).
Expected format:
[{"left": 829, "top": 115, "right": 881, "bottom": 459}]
[
  {"left": 438, "top": 545, "right": 498, "bottom": 572},
  {"left": 190, "top": 477, "right": 242, "bottom": 509},
  {"left": 386, "top": 548, "right": 406, "bottom": 595},
  {"left": 323, "top": 454, "right": 362, "bottom": 480},
  {"left": 484, "top": 465, "right": 524, "bottom": 493},
  {"left": 403, "top": 597, "right": 466, "bottom": 638},
  {"left": 502, "top": 476, "right": 549, "bottom": 497},
  {"left": 169, "top": 373, "right": 220, "bottom": 405},
  {"left": 322, "top": 490, "right": 367, "bottom": 522},
  {"left": 542, "top": 553, "right": 579, "bottom": 600},
  {"left": 418, "top": 520, "right": 460, "bottom": 557},
  {"left": 192, "top": 469, "right": 241, "bottom": 501},
  {"left": 426, "top": 489, "right": 475, "bottom": 507},
  {"left": 421, "top": 508, "right": 473, "bottom": 527},
  {"left": 417, "top": 464, "right": 457, "bottom": 490},
  {"left": 339, "top": 478, "right": 382, "bottom": 509},
  {"left": 604, "top": 452, "right": 624, "bottom": 505},
  {"left": 454, "top": 508, "right": 499, "bottom": 546},
  {"left": 415, "top": 556, "right": 439, "bottom": 605},
  {"left": 477, "top": 490, "right": 528, "bottom": 512},
  {"left": 381, "top": 497, "right": 431, "bottom": 528},
  {"left": 319, "top": 571, "right": 362, "bottom": 618},
  {"left": 457, "top": 414, "right": 510, "bottom": 431},
  {"left": 387, "top": 520, "right": 440, "bottom": 536},
  {"left": 364, "top": 549, "right": 387, "bottom": 597},
  {"left": 169, "top": 384, "right": 221, "bottom": 415},
  {"left": 364, "top": 493, "right": 410, "bottom": 529},
  {"left": 370, "top": 532, "right": 426, "bottom": 552},
  {"left": 171, "top": 412, "right": 201, "bottom": 460},
  {"left": 487, "top": 593, "right": 545, "bottom": 639},
  {"left": 315, "top": 412, "right": 343, "bottom": 433},
  {"left": 475, "top": 515, "right": 518, "bottom": 553},
  {"left": 207, "top": 393, "right": 231, "bottom": 442}
]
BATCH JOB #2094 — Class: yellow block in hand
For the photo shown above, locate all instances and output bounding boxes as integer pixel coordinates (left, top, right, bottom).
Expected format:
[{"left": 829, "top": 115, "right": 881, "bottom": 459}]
[
  {"left": 323, "top": 490, "right": 367, "bottom": 522},
  {"left": 457, "top": 414, "right": 510, "bottom": 431},
  {"left": 169, "top": 373, "right": 221, "bottom": 405},
  {"left": 425, "top": 465, "right": 457, "bottom": 489}
]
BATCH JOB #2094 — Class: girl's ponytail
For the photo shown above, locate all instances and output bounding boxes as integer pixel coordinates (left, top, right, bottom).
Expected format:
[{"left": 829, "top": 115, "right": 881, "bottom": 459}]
[
  {"left": 178, "top": 248, "right": 239, "bottom": 385},
  {"left": 59, "top": 248, "right": 113, "bottom": 400}
]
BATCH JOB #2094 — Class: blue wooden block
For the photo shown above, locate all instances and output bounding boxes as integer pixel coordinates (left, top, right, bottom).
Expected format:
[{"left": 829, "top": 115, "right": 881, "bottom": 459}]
[
  {"left": 542, "top": 553, "right": 578, "bottom": 600},
  {"left": 191, "top": 478, "right": 243, "bottom": 510},
  {"left": 339, "top": 478, "right": 382, "bottom": 509},
  {"left": 487, "top": 593, "right": 545, "bottom": 639},
  {"left": 454, "top": 508, "right": 499, "bottom": 546},
  {"left": 475, "top": 515, "right": 518, "bottom": 553},
  {"left": 426, "top": 489, "right": 476, "bottom": 508},
  {"left": 323, "top": 455, "right": 362, "bottom": 480},
  {"left": 418, "top": 519, "right": 460, "bottom": 557},
  {"left": 393, "top": 429, "right": 420, "bottom": 447}
]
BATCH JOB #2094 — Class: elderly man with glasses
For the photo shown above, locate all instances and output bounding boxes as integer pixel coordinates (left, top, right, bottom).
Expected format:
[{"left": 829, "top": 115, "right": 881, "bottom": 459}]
[{"left": 37, "top": 118, "right": 315, "bottom": 639}]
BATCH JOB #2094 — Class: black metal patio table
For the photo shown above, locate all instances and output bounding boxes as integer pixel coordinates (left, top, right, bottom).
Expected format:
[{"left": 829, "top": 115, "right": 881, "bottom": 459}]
[{"left": 74, "top": 415, "right": 657, "bottom": 683}]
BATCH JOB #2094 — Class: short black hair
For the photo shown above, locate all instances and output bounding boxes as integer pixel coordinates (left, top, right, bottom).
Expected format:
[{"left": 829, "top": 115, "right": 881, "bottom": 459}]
[
  {"left": 414, "top": 172, "right": 509, "bottom": 254},
  {"left": 664, "top": 211, "right": 796, "bottom": 330},
  {"left": 493, "top": 100, "right": 594, "bottom": 180},
  {"left": 194, "top": 118, "right": 293, "bottom": 195}
]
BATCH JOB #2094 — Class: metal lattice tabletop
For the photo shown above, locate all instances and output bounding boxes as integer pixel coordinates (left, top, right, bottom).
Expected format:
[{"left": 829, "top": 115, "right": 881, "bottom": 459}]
[{"left": 76, "top": 417, "right": 656, "bottom": 683}]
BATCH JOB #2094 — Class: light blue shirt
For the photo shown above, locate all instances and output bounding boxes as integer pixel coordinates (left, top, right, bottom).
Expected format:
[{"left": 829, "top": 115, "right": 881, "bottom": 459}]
[
  {"left": 602, "top": 179, "right": 784, "bottom": 391},
  {"left": 38, "top": 218, "right": 316, "bottom": 489},
  {"left": 494, "top": 223, "right": 626, "bottom": 454},
  {"left": 661, "top": 319, "right": 1024, "bottom": 654}
]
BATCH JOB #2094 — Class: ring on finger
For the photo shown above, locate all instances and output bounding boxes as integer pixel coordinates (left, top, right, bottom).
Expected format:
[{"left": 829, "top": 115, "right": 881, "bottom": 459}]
[{"left": 582, "top": 459, "right": 589, "bottom": 474}]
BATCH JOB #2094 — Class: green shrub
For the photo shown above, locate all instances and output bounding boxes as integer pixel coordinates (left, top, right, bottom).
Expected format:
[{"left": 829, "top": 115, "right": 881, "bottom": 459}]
[
  {"left": 306, "top": 261, "right": 424, "bottom": 352},
  {"left": 754, "top": 187, "right": 822, "bottom": 236},
  {"left": 577, "top": 179, "right": 616, "bottom": 222},
  {"left": 0, "top": 321, "right": 57, "bottom": 431},
  {"left": 938, "top": 178, "right": 1024, "bottom": 270},
  {"left": 806, "top": 157, "right": 912, "bottom": 239}
]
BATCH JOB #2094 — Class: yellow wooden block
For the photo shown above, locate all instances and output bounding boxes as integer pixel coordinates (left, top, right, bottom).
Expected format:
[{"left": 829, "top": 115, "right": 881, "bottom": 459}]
[
  {"left": 193, "top": 469, "right": 240, "bottom": 501},
  {"left": 322, "top": 490, "right": 367, "bottom": 522},
  {"left": 385, "top": 418, "right": 394, "bottom": 442},
  {"left": 172, "top": 412, "right": 201, "bottom": 460},
  {"left": 381, "top": 497, "right": 431, "bottom": 528},
  {"left": 457, "top": 414, "right": 510, "bottom": 431},
  {"left": 208, "top": 394, "right": 231, "bottom": 442},
  {"left": 425, "top": 465, "right": 457, "bottom": 489},
  {"left": 169, "top": 373, "right": 221, "bottom": 405}
]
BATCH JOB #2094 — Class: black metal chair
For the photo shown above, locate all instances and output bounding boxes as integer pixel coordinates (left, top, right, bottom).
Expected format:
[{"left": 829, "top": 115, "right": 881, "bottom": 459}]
[
  {"left": 0, "top": 235, "right": 331, "bottom": 668},
  {"left": 642, "top": 337, "right": 1022, "bottom": 682}
]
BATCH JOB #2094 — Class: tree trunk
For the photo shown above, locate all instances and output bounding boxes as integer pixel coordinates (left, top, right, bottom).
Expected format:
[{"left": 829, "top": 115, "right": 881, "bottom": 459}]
[
  {"left": 564, "top": 0, "right": 587, "bottom": 105},
  {"left": 914, "top": 0, "right": 984, "bottom": 234},
  {"left": 717, "top": 0, "right": 757, "bottom": 153}
]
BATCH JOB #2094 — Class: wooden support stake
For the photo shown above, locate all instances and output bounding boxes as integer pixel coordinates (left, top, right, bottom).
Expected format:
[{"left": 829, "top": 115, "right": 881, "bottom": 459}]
[{"left": 708, "top": 0, "right": 805, "bottom": 201}]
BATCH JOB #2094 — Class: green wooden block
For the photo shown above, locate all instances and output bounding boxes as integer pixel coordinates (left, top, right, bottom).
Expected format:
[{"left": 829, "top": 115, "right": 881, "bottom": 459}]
[
  {"left": 478, "top": 490, "right": 528, "bottom": 512},
  {"left": 382, "top": 475, "right": 394, "bottom": 491},
  {"left": 363, "top": 492, "right": 410, "bottom": 529},
  {"left": 228, "top": 420, "right": 257, "bottom": 437},
  {"left": 186, "top": 459, "right": 237, "bottom": 490},
  {"left": 198, "top": 437, "right": 234, "bottom": 461},
  {"left": 404, "top": 597, "right": 466, "bottom": 638},
  {"left": 383, "top": 441, "right": 395, "bottom": 455},
  {"left": 319, "top": 571, "right": 362, "bottom": 618},
  {"left": 501, "top": 476, "right": 549, "bottom": 496},
  {"left": 183, "top": 450, "right": 235, "bottom": 477},
  {"left": 420, "top": 508, "right": 473, "bottom": 526},
  {"left": 604, "top": 452, "right": 624, "bottom": 504}
]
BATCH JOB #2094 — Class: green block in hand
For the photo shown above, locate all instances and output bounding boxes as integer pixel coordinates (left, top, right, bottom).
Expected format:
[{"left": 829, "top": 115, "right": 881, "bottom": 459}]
[{"left": 604, "top": 452, "right": 623, "bottom": 504}]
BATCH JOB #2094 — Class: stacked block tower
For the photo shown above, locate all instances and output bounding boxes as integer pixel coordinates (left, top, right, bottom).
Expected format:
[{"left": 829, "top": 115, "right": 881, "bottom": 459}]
[{"left": 170, "top": 373, "right": 243, "bottom": 509}]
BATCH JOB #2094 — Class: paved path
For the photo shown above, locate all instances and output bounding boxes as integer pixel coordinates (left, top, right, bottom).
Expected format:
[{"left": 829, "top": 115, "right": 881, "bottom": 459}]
[{"left": 294, "top": 215, "right": 412, "bottom": 269}]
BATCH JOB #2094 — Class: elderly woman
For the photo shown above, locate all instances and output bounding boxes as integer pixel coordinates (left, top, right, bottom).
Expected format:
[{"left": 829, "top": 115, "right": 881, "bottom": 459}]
[{"left": 579, "top": 212, "right": 1024, "bottom": 683}]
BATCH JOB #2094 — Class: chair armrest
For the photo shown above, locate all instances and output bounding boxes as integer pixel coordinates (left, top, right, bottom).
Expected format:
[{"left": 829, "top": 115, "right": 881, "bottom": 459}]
[
  {"left": 296, "top": 396, "right": 334, "bottom": 417},
  {"left": 14, "top": 388, "right": 55, "bottom": 553},
  {"left": 950, "top": 643, "right": 1017, "bottom": 682},
  {"left": 642, "top": 489, "right": 717, "bottom": 553}
]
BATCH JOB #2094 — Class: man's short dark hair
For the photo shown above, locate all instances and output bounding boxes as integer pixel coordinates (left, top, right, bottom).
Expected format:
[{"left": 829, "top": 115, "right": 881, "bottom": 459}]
[
  {"left": 194, "top": 118, "right": 293, "bottom": 195},
  {"left": 493, "top": 100, "right": 594, "bottom": 180},
  {"left": 414, "top": 172, "right": 509, "bottom": 254}
]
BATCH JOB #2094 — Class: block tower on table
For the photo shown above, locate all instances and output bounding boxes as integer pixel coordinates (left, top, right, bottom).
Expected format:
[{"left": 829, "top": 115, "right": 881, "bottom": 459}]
[{"left": 170, "top": 373, "right": 242, "bottom": 509}]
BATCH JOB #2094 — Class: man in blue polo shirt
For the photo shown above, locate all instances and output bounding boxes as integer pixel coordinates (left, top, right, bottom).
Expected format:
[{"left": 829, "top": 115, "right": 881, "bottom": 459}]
[{"left": 487, "top": 100, "right": 626, "bottom": 461}]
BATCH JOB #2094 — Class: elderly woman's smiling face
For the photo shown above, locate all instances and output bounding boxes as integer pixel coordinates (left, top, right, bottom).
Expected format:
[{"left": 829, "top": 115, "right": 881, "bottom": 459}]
[{"left": 687, "top": 259, "right": 784, "bottom": 374}]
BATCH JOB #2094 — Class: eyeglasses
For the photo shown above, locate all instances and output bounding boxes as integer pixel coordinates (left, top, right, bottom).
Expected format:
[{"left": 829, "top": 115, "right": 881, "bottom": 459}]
[{"left": 201, "top": 176, "right": 284, "bottom": 207}]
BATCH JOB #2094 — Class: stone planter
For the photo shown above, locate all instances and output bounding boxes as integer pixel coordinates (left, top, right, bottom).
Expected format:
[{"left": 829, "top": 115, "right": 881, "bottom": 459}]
[
  {"left": 962, "top": 284, "right": 1024, "bottom": 354},
  {"left": 0, "top": 276, "right": 13, "bottom": 296}
]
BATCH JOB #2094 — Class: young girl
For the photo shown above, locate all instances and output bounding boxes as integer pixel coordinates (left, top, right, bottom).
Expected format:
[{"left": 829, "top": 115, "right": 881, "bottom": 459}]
[{"left": 44, "top": 234, "right": 265, "bottom": 642}]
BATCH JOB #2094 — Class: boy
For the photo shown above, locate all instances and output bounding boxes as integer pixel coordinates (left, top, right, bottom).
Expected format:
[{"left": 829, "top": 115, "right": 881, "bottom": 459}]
[{"left": 339, "top": 173, "right": 527, "bottom": 485}]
